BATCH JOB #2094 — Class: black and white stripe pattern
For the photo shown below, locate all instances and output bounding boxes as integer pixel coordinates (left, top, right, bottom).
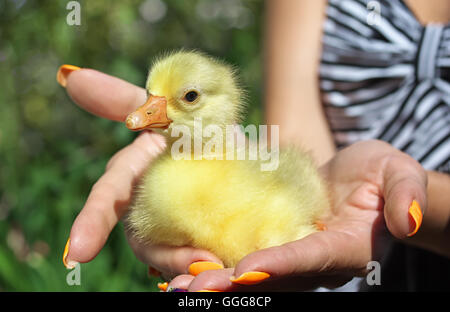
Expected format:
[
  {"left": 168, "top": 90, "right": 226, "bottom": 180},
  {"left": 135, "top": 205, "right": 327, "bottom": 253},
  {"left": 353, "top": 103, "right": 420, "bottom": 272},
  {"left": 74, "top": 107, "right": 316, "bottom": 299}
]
[{"left": 320, "top": 0, "right": 450, "bottom": 173}]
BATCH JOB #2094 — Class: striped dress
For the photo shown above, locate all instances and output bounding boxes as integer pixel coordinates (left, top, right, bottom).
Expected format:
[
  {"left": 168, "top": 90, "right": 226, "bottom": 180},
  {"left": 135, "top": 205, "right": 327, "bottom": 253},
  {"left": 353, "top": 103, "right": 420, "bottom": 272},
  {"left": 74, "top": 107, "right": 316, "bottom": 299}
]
[
  {"left": 320, "top": 0, "right": 450, "bottom": 173},
  {"left": 318, "top": 0, "right": 450, "bottom": 291}
]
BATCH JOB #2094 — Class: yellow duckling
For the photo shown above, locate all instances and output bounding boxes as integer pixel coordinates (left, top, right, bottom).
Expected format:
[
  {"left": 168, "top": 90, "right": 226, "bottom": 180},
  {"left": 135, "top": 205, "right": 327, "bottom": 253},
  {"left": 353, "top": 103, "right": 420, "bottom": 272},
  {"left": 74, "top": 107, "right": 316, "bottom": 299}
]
[{"left": 125, "top": 51, "right": 329, "bottom": 274}]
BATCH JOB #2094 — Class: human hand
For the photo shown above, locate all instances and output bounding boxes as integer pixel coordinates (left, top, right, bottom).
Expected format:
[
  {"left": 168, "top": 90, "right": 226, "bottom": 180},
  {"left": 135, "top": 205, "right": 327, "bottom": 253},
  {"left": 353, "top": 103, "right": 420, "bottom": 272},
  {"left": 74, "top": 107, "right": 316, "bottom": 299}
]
[
  {"left": 58, "top": 66, "right": 224, "bottom": 281},
  {"left": 165, "top": 140, "right": 427, "bottom": 291}
]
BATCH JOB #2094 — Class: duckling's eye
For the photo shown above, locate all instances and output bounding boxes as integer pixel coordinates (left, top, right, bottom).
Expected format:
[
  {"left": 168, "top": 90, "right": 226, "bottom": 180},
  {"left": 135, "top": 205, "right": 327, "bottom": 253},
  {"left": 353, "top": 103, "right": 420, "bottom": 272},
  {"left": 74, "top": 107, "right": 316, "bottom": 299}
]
[{"left": 184, "top": 91, "right": 198, "bottom": 103}]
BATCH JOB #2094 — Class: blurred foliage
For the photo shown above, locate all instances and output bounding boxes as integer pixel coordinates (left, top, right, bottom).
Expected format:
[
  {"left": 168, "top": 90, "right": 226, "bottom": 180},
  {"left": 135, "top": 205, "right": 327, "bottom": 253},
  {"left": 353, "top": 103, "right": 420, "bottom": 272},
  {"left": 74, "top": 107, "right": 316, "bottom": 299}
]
[{"left": 0, "top": 0, "right": 264, "bottom": 291}]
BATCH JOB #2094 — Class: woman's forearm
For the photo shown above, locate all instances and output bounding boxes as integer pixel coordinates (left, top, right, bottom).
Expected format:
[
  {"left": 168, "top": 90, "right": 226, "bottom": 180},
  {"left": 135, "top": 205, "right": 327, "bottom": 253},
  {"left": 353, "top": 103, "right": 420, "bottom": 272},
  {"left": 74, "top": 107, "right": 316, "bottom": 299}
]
[
  {"left": 264, "top": 0, "right": 335, "bottom": 166},
  {"left": 407, "top": 170, "right": 450, "bottom": 257}
]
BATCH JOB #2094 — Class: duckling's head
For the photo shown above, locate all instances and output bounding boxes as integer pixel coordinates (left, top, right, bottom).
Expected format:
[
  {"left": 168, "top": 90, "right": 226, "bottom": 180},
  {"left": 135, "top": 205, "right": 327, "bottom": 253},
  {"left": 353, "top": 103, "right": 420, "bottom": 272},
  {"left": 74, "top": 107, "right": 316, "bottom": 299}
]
[{"left": 126, "top": 51, "right": 245, "bottom": 138}]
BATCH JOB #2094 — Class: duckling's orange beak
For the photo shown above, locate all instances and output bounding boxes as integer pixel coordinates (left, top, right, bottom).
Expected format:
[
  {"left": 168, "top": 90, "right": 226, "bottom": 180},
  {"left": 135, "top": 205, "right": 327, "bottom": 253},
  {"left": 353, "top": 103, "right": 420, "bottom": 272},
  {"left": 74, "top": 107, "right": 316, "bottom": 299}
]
[{"left": 125, "top": 95, "right": 172, "bottom": 131}]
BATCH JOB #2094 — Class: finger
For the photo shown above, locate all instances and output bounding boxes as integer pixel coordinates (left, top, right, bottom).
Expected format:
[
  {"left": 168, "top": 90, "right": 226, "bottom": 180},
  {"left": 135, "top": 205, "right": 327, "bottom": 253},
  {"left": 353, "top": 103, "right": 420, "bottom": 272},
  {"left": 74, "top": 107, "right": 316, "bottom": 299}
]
[
  {"left": 232, "top": 231, "right": 370, "bottom": 285},
  {"left": 166, "top": 274, "right": 195, "bottom": 291},
  {"left": 187, "top": 267, "right": 352, "bottom": 292},
  {"left": 185, "top": 268, "right": 346, "bottom": 292},
  {"left": 126, "top": 236, "right": 224, "bottom": 279},
  {"left": 188, "top": 268, "right": 236, "bottom": 292},
  {"left": 64, "top": 132, "right": 165, "bottom": 267},
  {"left": 60, "top": 67, "right": 147, "bottom": 121},
  {"left": 381, "top": 154, "right": 427, "bottom": 239}
]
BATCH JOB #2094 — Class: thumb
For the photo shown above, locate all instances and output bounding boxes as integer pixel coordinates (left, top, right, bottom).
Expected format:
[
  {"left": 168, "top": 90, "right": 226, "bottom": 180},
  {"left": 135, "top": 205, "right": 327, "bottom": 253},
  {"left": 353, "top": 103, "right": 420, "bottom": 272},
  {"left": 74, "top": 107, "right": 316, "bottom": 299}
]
[
  {"left": 231, "top": 230, "right": 371, "bottom": 285},
  {"left": 382, "top": 154, "right": 427, "bottom": 239}
]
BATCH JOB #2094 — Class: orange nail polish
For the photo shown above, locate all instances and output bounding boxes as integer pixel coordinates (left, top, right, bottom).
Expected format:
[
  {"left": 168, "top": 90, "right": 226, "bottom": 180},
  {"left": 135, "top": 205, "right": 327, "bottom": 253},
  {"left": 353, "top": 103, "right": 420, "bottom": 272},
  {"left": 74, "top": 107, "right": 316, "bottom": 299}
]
[
  {"left": 62, "top": 238, "right": 78, "bottom": 269},
  {"left": 188, "top": 261, "right": 224, "bottom": 276},
  {"left": 56, "top": 64, "right": 81, "bottom": 87},
  {"left": 157, "top": 282, "right": 168, "bottom": 292},
  {"left": 407, "top": 200, "right": 423, "bottom": 237},
  {"left": 230, "top": 271, "right": 270, "bottom": 285},
  {"left": 62, "top": 237, "right": 70, "bottom": 267}
]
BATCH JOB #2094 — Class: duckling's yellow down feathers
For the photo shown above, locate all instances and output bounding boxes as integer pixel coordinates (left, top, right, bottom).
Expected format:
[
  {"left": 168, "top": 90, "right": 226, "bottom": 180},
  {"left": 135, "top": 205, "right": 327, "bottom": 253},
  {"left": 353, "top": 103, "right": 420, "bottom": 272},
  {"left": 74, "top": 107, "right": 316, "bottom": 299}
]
[
  {"left": 128, "top": 148, "right": 328, "bottom": 268},
  {"left": 125, "top": 51, "right": 329, "bottom": 268}
]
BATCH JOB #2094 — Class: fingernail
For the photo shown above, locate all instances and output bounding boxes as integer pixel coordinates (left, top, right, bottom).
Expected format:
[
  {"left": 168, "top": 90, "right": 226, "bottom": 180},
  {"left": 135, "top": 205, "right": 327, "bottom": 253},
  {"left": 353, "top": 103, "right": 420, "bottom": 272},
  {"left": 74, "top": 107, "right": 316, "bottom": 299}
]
[
  {"left": 148, "top": 266, "right": 161, "bottom": 277},
  {"left": 230, "top": 271, "right": 270, "bottom": 285},
  {"left": 62, "top": 237, "right": 78, "bottom": 269},
  {"left": 407, "top": 200, "right": 423, "bottom": 237},
  {"left": 157, "top": 282, "right": 168, "bottom": 292},
  {"left": 188, "top": 261, "right": 224, "bottom": 276},
  {"left": 56, "top": 64, "right": 81, "bottom": 87},
  {"left": 196, "top": 290, "right": 222, "bottom": 292}
]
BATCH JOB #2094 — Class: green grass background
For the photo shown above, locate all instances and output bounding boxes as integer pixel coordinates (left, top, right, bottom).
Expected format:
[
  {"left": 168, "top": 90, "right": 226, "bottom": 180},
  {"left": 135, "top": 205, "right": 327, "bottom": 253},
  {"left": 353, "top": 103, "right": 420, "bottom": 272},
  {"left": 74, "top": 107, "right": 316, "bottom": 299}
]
[{"left": 0, "top": 0, "right": 264, "bottom": 291}]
